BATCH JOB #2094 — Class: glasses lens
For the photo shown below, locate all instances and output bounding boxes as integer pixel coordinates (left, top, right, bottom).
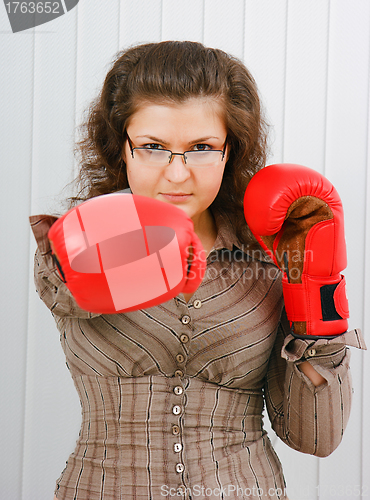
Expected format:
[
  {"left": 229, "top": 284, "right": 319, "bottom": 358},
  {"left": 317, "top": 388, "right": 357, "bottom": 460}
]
[
  {"left": 133, "top": 149, "right": 171, "bottom": 165},
  {"left": 132, "top": 148, "right": 224, "bottom": 167},
  {"left": 185, "top": 151, "right": 223, "bottom": 167}
]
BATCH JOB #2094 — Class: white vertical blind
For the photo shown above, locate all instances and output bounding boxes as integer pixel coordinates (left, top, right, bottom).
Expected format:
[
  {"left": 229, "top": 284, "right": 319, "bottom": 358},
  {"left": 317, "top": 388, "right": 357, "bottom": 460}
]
[
  {"left": 283, "top": 0, "right": 330, "bottom": 172},
  {"left": 244, "top": 0, "right": 288, "bottom": 166},
  {"left": 322, "top": 3, "right": 370, "bottom": 498},
  {"left": 363, "top": 72, "right": 370, "bottom": 496},
  {"left": 162, "top": 0, "right": 204, "bottom": 42},
  {"left": 204, "top": 0, "right": 246, "bottom": 61},
  {"left": 0, "top": 11, "right": 34, "bottom": 500},
  {"left": 120, "top": 0, "right": 162, "bottom": 48},
  {"left": 1, "top": 1, "right": 369, "bottom": 499}
]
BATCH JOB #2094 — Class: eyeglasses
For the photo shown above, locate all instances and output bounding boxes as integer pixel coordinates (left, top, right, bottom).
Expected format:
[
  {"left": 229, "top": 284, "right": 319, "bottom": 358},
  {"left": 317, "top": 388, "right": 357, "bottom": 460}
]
[{"left": 126, "top": 134, "right": 227, "bottom": 168}]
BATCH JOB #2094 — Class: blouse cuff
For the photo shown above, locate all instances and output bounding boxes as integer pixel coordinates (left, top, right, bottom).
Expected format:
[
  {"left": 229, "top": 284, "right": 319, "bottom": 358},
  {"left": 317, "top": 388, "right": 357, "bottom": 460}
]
[
  {"left": 281, "top": 328, "right": 366, "bottom": 364},
  {"left": 30, "top": 214, "right": 58, "bottom": 259},
  {"left": 30, "top": 214, "right": 100, "bottom": 319}
]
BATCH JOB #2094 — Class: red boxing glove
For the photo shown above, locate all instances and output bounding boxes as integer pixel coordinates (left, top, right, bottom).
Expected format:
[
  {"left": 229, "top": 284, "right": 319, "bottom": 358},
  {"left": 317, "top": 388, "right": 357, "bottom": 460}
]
[
  {"left": 244, "top": 163, "right": 349, "bottom": 338},
  {"left": 48, "top": 192, "right": 205, "bottom": 314}
]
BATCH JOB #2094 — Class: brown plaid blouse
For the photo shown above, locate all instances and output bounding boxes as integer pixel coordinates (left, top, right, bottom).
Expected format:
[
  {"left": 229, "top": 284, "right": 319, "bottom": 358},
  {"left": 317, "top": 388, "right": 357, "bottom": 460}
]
[{"left": 30, "top": 210, "right": 366, "bottom": 500}]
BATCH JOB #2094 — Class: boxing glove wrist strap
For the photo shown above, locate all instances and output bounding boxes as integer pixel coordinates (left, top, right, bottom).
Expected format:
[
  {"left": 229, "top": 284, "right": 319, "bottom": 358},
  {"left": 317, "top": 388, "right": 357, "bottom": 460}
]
[{"left": 282, "top": 274, "right": 349, "bottom": 337}]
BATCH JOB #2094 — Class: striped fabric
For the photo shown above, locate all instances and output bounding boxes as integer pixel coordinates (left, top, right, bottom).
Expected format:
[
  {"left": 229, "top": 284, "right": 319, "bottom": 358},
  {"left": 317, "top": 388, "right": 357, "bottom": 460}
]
[{"left": 30, "top": 210, "right": 366, "bottom": 500}]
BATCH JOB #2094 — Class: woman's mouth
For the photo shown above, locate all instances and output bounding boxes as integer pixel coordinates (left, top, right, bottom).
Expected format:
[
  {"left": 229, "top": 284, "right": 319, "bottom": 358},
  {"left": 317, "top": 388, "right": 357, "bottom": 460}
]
[{"left": 160, "top": 193, "right": 192, "bottom": 202}]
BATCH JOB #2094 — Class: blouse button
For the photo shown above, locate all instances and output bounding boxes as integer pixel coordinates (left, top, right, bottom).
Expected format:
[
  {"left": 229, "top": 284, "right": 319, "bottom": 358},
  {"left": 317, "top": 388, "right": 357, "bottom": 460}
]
[
  {"left": 174, "top": 386, "right": 183, "bottom": 395},
  {"left": 174, "top": 443, "right": 182, "bottom": 453},
  {"left": 177, "top": 485, "right": 186, "bottom": 495},
  {"left": 180, "top": 334, "right": 189, "bottom": 344},
  {"left": 172, "top": 405, "right": 182, "bottom": 415},
  {"left": 307, "top": 348, "right": 317, "bottom": 357},
  {"left": 172, "top": 425, "right": 180, "bottom": 435},
  {"left": 181, "top": 315, "right": 191, "bottom": 325},
  {"left": 193, "top": 299, "right": 202, "bottom": 309},
  {"left": 176, "top": 354, "right": 185, "bottom": 363},
  {"left": 176, "top": 463, "right": 185, "bottom": 473},
  {"left": 174, "top": 369, "right": 184, "bottom": 377}
]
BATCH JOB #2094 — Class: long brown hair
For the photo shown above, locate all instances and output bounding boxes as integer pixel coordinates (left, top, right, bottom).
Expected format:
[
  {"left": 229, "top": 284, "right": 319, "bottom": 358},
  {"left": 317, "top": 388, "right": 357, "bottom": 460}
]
[{"left": 71, "top": 41, "right": 269, "bottom": 246}]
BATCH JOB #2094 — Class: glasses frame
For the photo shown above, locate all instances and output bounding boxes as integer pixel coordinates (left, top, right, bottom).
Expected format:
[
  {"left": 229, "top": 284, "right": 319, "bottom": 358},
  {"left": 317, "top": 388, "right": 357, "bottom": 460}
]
[{"left": 126, "top": 133, "right": 227, "bottom": 166}]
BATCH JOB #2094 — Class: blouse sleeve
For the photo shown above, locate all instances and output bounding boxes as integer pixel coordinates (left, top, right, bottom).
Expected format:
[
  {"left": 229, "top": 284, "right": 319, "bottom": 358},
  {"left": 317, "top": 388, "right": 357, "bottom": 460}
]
[
  {"left": 264, "top": 309, "right": 366, "bottom": 457},
  {"left": 30, "top": 214, "right": 100, "bottom": 319}
]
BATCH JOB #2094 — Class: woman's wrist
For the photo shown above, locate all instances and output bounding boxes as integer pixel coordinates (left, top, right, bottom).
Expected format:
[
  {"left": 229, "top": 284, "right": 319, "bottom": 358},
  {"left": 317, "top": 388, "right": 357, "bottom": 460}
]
[{"left": 298, "top": 361, "right": 326, "bottom": 386}]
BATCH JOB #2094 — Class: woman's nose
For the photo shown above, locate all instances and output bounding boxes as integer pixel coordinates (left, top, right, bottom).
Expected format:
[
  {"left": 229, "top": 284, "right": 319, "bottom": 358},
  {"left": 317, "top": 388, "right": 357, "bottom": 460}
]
[{"left": 163, "top": 154, "right": 191, "bottom": 183}]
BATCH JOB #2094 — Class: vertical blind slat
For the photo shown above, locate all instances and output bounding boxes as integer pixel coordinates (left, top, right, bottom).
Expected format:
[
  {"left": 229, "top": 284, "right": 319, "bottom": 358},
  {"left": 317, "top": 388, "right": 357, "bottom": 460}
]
[
  {"left": 283, "top": 0, "right": 330, "bottom": 172},
  {"left": 119, "top": 0, "right": 162, "bottom": 48},
  {"left": 162, "top": 0, "right": 204, "bottom": 43},
  {"left": 0, "top": 22, "right": 35, "bottom": 500},
  {"left": 321, "top": 1, "right": 370, "bottom": 496},
  {"left": 22, "top": 10, "right": 80, "bottom": 499},
  {"left": 244, "top": 0, "right": 288, "bottom": 165},
  {"left": 204, "top": 0, "right": 245, "bottom": 61}
]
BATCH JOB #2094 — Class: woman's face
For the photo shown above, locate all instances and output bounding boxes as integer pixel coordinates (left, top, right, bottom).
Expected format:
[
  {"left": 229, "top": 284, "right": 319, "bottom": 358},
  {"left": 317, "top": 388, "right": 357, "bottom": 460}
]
[{"left": 124, "top": 98, "right": 228, "bottom": 233}]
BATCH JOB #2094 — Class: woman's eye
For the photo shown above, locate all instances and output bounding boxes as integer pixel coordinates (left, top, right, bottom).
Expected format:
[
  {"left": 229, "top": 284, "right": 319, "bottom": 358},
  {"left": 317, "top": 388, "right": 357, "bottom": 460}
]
[
  {"left": 193, "top": 144, "right": 212, "bottom": 151},
  {"left": 143, "top": 143, "right": 164, "bottom": 150}
]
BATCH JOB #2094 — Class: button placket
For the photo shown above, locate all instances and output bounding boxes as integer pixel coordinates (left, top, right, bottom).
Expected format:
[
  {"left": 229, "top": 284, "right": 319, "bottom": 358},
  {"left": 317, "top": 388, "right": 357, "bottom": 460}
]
[
  {"left": 176, "top": 329, "right": 188, "bottom": 377},
  {"left": 174, "top": 343, "right": 187, "bottom": 376},
  {"left": 178, "top": 311, "right": 191, "bottom": 368},
  {"left": 176, "top": 293, "right": 193, "bottom": 354},
  {"left": 172, "top": 425, "right": 185, "bottom": 476},
  {"left": 171, "top": 379, "right": 186, "bottom": 480},
  {"left": 169, "top": 304, "right": 193, "bottom": 483},
  {"left": 174, "top": 298, "right": 192, "bottom": 344}
]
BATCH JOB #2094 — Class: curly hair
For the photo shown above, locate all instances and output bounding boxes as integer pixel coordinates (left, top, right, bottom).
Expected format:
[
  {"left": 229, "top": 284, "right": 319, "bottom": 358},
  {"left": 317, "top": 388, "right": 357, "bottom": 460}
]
[{"left": 71, "top": 40, "right": 269, "bottom": 246}]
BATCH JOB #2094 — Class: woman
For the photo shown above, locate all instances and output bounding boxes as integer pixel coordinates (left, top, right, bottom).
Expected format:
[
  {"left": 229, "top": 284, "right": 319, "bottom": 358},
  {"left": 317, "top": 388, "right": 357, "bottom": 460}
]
[{"left": 30, "top": 41, "right": 365, "bottom": 500}]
